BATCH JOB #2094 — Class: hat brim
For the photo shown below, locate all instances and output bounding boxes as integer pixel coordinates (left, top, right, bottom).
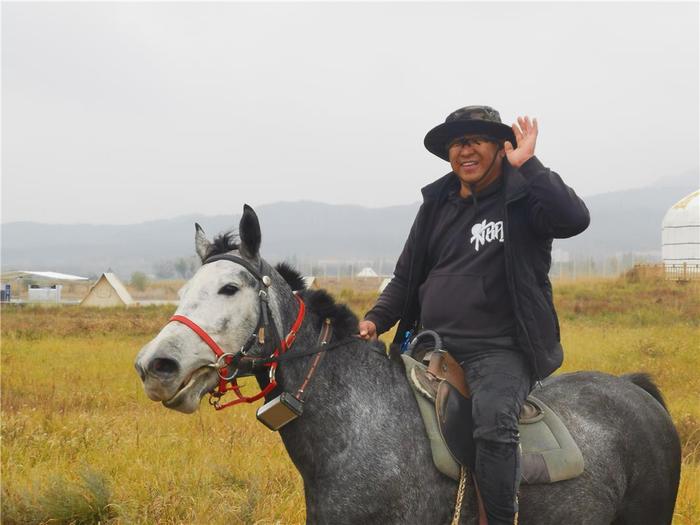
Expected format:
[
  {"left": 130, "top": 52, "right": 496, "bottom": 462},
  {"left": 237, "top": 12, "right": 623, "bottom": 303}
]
[{"left": 424, "top": 120, "right": 516, "bottom": 161}]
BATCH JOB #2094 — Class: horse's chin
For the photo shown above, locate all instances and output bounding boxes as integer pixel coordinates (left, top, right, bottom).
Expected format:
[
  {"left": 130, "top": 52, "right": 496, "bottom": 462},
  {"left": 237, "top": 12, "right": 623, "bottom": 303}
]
[{"left": 162, "top": 367, "right": 219, "bottom": 414}]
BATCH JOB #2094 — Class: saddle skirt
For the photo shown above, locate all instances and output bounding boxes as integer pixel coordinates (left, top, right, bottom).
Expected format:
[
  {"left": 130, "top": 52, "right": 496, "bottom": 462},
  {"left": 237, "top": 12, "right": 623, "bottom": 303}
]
[{"left": 401, "top": 353, "right": 585, "bottom": 484}]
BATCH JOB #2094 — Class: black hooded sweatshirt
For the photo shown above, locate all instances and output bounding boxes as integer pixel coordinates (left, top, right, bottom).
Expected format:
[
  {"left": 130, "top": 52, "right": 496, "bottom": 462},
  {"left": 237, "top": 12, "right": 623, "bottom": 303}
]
[
  {"left": 419, "top": 175, "right": 516, "bottom": 339},
  {"left": 365, "top": 156, "right": 590, "bottom": 380}
]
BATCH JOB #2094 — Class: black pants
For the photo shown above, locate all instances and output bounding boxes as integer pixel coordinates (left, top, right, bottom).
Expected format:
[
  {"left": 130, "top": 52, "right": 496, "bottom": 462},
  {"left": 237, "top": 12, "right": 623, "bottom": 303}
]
[{"left": 445, "top": 336, "right": 533, "bottom": 525}]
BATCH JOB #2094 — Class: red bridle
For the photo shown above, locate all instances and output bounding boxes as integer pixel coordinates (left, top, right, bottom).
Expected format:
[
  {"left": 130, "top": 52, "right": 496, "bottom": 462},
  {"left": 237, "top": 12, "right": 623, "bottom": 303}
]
[{"left": 169, "top": 293, "right": 306, "bottom": 410}]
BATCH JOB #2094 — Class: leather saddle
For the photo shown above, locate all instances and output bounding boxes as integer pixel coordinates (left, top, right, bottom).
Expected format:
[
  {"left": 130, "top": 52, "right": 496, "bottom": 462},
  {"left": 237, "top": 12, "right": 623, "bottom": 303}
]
[
  {"left": 411, "top": 350, "right": 476, "bottom": 469},
  {"left": 412, "top": 349, "right": 543, "bottom": 422},
  {"left": 406, "top": 350, "right": 582, "bottom": 485}
]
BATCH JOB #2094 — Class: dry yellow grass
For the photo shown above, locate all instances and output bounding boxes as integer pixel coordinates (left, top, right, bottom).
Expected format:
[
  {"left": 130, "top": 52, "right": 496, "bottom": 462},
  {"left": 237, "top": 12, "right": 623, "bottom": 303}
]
[{"left": 1, "top": 277, "right": 698, "bottom": 524}]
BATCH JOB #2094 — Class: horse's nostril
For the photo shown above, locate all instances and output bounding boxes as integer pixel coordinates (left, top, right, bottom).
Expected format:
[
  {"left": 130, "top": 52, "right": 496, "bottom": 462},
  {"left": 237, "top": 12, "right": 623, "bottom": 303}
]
[{"left": 148, "top": 357, "right": 180, "bottom": 377}]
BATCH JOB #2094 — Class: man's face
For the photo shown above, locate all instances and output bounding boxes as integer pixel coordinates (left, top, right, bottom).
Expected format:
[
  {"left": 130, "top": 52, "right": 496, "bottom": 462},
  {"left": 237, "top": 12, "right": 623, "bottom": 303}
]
[{"left": 448, "top": 134, "right": 504, "bottom": 187}]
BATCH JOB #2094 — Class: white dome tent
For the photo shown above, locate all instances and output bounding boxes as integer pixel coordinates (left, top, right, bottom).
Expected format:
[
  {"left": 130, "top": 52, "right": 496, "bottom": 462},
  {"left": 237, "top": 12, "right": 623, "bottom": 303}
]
[{"left": 662, "top": 190, "right": 700, "bottom": 280}]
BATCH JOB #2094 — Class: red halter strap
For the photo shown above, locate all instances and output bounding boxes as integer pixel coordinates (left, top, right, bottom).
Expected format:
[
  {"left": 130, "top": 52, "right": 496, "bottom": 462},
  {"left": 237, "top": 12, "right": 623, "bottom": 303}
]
[
  {"left": 169, "top": 293, "right": 306, "bottom": 410},
  {"left": 169, "top": 315, "right": 228, "bottom": 358}
]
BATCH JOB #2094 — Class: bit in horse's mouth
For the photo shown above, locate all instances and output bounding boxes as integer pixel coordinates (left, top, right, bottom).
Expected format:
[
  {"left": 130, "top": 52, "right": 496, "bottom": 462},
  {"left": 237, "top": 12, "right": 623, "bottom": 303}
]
[
  {"left": 178, "top": 370, "right": 197, "bottom": 392},
  {"left": 163, "top": 367, "right": 217, "bottom": 408}
]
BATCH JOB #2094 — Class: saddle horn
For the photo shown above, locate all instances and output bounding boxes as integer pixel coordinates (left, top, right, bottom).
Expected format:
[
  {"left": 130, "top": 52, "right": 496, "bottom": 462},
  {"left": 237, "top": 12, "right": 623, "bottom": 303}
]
[{"left": 406, "top": 329, "right": 445, "bottom": 359}]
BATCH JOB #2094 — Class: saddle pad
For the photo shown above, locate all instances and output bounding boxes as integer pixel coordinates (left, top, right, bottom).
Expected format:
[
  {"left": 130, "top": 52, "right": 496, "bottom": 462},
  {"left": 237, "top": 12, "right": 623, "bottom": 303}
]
[{"left": 401, "top": 354, "right": 584, "bottom": 484}]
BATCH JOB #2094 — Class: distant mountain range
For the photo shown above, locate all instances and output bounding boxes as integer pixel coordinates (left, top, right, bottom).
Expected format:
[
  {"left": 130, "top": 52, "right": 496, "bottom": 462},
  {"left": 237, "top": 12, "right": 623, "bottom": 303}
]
[
  {"left": 2, "top": 170, "right": 697, "bottom": 280},
  {"left": 555, "top": 170, "right": 698, "bottom": 259}
]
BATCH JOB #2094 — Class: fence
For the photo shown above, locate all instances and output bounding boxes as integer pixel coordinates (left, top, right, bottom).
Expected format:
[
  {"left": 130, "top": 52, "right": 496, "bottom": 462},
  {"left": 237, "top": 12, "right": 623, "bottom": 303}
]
[
  {"left": 631, "top": 263, "right": 700, "bottom": 281},
  {"left": 663, "top": 263, "right": 700, "bottom": 281}
]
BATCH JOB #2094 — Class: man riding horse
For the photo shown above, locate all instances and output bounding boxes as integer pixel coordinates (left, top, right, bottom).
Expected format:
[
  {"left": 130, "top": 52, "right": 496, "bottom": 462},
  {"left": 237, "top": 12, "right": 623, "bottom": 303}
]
[{"left": 358, "top": 106, "right": 590, "bottom": 525}]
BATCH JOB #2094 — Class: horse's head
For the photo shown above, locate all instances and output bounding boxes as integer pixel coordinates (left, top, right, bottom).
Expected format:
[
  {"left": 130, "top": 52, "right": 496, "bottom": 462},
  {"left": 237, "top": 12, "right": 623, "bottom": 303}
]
[{"left": 134, "top": 205, "right": 291, "bottom": 413}]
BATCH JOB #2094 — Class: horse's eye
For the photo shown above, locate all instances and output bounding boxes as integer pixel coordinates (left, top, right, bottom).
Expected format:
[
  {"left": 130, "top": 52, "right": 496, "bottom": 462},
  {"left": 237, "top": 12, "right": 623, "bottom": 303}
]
[{"left": 218, "top": 284, "right": 239, "bottom": 296}]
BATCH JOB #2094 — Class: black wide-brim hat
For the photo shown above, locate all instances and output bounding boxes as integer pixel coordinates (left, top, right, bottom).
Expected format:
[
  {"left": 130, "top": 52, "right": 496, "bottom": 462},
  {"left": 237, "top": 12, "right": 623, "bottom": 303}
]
[{"left": 424, "top": 105, "right": 516, "bottom": 161}]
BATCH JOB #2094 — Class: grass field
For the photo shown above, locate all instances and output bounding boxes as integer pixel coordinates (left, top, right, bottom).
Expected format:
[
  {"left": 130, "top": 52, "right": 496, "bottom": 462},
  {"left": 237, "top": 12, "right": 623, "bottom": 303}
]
[{"left": 1, "top": 276, "right": 698, "bottom": 524}]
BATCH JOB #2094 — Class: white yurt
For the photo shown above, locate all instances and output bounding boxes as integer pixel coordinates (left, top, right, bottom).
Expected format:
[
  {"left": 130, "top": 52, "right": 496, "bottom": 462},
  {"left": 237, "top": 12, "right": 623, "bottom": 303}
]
[{"left": 662, "top": 190, "right": 700, "bottom": 276}]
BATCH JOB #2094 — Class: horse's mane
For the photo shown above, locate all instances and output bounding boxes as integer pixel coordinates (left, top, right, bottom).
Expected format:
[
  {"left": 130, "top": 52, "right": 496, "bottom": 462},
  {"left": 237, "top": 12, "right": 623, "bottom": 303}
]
[
  {"left": 275, "top": 261, "right": 307, "bottom": 291},
  {"left": 210, "top": 232, "right": 239, "bottom": 257},
  {"left": 274, "top": 262, "right": 359, "bottom": 339}
]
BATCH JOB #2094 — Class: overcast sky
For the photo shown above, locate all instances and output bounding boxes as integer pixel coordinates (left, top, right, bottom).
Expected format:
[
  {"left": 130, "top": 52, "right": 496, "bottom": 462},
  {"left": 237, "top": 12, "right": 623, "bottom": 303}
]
[{"left": 2, "top": 2, "right": 698, "bottom": 224}]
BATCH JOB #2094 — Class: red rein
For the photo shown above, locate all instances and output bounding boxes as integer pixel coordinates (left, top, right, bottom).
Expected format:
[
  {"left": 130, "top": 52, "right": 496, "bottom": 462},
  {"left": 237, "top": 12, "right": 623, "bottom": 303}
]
[{"left": 169, "top": 294, "right": 306, "bottom": 410}]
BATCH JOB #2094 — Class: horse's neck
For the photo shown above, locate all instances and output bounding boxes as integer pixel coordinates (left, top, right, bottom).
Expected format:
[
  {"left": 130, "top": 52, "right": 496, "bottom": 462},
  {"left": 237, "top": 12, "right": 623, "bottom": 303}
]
[
  {"left": 271, "top": 306, "right": 325, "bottom": 393},
  {"left": 275, "top": 333, "right": 413, "bottom": 484},
  {"left": 266, "top": 289, "right": 419, "bottom": 482},
  {"left": 260, "top": 291, "right": 457, "bottom": 520},
  {"left": 263, "top": 304, "right": 330, "bottom": 470}
]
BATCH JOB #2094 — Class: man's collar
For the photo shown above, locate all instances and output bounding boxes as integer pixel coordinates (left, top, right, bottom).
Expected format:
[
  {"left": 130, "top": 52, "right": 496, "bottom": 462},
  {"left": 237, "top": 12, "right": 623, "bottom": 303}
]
[
  {"left": 447, "top": 173, "right": 503, "bottom": 203},
  {"left": 421, "top": 160, "right": 528, "bottom": 203}
]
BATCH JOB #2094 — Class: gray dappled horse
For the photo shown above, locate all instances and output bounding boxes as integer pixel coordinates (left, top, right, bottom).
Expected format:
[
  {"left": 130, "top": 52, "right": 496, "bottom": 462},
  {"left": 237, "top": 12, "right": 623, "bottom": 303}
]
[{"left": 135, "top": 205, "right": 681, "bottom": 525}]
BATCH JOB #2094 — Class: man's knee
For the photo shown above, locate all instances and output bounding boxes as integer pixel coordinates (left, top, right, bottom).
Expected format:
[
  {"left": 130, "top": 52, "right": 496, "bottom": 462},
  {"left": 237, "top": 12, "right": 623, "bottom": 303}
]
[{"left": 471, "top": 396, "right": 521, "bottom": 443}]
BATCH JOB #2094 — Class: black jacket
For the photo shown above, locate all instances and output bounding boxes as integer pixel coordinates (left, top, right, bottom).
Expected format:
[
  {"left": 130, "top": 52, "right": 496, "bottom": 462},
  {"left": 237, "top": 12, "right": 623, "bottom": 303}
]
[{"left": 365, "top": 156, "right": 590, "bottom": 379}]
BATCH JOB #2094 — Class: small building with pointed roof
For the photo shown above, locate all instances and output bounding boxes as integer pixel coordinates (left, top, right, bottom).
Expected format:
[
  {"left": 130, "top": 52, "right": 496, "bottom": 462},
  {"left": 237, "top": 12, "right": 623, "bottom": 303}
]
[
  {"left": 81, "top": 273, "right": 134, "bottom": 307},
  {"left": 356, "top": 267, "right": 378, "bottom": 278}
]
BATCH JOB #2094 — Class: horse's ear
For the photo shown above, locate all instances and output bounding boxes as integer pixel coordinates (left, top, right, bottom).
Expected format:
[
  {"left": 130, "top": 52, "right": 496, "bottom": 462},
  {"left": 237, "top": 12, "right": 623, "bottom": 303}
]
[
  {"left": 194, "top": 223, "right": 212, "bottom": 262},
  {"left": 239, "top": 204, "right": 261, "bottom": 259}
]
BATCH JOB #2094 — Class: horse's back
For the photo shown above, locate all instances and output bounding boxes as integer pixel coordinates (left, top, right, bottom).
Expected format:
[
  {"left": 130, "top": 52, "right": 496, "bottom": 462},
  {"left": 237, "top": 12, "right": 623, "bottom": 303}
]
[{"left": 520, "top": 371, "right": 680, "bottom": 525}]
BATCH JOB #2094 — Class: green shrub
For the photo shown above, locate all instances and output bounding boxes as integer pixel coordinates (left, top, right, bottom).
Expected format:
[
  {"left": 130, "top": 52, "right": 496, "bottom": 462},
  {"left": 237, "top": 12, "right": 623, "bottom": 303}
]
[
  {"left": 130, "top": 272, "right": 149, "bottom": 292},
  {"left": 2, "top": 468, "right": 116, "bottom": 525}
]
